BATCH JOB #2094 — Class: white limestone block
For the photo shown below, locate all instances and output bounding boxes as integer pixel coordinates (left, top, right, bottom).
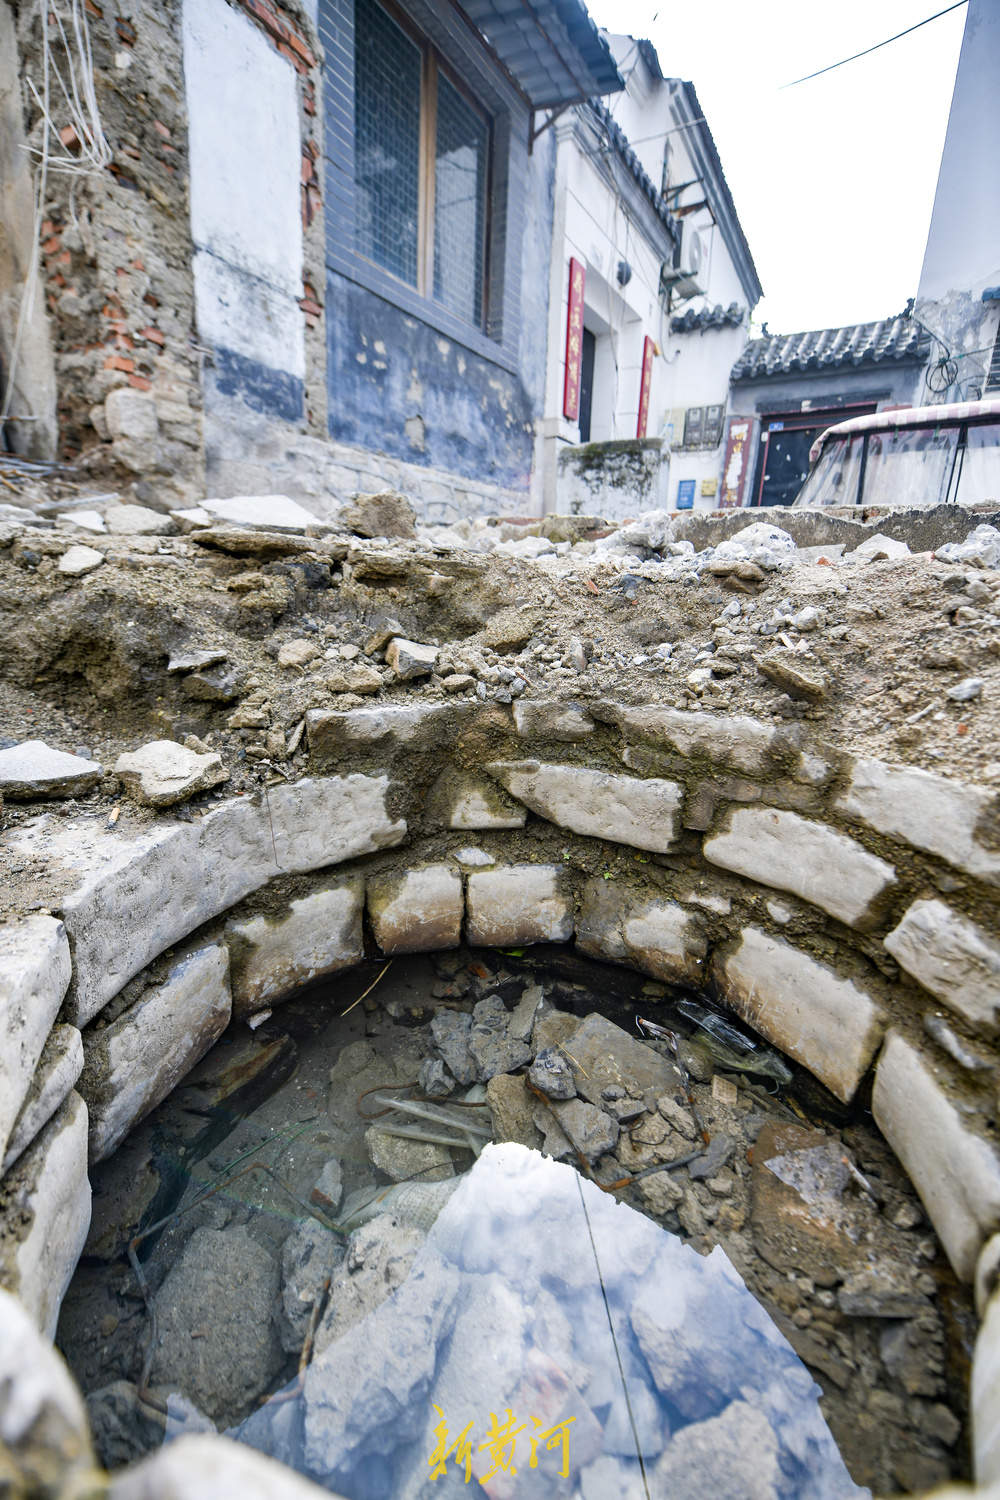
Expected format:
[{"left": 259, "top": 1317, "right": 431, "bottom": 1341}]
[
  {"left": 612, "top": 705, "right": 778, "bottom": 774},
  {"left": 114, "top": 739, "right": 229, "bottom": 807},
  {"left": 3, "top": 1024, "right": 83, "bottom": 1173},
  {"left": 512, "top": 698, "right": 595, "bottom": 741},
  {"left": 107, "top": 1434, "right": 332, "bottom": 1500},
  {"left": 714, "top": 928, "right": 886, "bottom": 1104},
  {"left": 0, "top": 916, "right": 72, "bottom": 1165},
  {"left": 0, "top": 1286, "right": 94, "bottom": 1487},
  {"left": 885, "top": 898, "right": 1000, "bottom": 1030},
  {"left": 227, "top": 881, "right": 363, "bottom": 1017},
  {"left": 836, "top": 757, "right": 1000, "bottom": 883},
  {"left": 466, "top": 865, "right": 573, "bottom": 946},
  {"left": 82, "top": 942, "right": 232, "bottom": 1161},
  {"left": 368, "top": 864, "right": 463, "bottom": 954},
  {"left": 8, "top": 776, "right": 405, "bottom": 1025},
  {"left": 576, "top": 877, "right": 707, "bottom": 985},
  {"left": 703, "top": 807, "right": 896, "bottom": 927},
  {"left": 0, "top": 741, "right": 102, "bottom": 799},
  {"left": 872, "top": 1030, "right": 1000, "bottom": 1282},
  {"left": 201, "top": 495, "right": 317, "bottom": 532},
  {"left": 438, "top": 772, "right": 526, "bottom": 831},
  {"left": 487, "top": 761, "right": 682, "bottom": 853},
  {"left": 0, "top": 1092, "right": 91, "bottom": 1339}
]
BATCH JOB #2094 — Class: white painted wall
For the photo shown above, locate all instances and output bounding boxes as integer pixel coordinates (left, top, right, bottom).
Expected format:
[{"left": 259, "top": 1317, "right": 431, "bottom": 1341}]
[
  {"left": 182, "top": 0, "right": 305, "bottom": 379},
  {"left": 543, "top": 39, "right": 755, "bottom": 513}
]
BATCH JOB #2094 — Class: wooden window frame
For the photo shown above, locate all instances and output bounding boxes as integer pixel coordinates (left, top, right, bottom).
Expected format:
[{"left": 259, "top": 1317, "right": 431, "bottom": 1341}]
[{"left": 356, "top": 0, "right": 492, "bottom": 331}]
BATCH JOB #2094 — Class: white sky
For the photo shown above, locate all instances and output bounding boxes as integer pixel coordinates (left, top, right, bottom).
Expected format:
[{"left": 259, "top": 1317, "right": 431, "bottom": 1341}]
[{"left": 583, "top": 0, "right": 967, "bottom": 336}]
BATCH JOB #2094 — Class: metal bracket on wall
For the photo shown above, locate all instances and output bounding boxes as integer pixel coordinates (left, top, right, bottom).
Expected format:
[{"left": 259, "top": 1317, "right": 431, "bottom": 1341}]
[{"left": 529, "top": 102, "right": 571, "bottom": 152}]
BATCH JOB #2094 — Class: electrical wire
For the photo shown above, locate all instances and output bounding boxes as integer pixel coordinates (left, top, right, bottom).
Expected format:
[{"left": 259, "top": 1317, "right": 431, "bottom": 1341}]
[{"left": 781, "top": 1, "right": 967, "bottom": 89}]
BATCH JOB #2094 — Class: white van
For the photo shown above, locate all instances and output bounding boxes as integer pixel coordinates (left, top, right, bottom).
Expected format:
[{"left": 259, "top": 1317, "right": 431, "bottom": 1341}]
[{"left": 792, "top": 397, "right": 1000, "bottom": 509}]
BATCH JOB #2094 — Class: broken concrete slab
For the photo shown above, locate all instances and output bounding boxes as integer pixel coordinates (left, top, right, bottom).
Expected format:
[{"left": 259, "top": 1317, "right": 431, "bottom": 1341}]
[
  {"left": 200, "top": 494, "right": 318, "bottom": 532},
  {"left": 113, "top": 740, "right": 229, "bottom": 807},
  {"left": 0, "top": 740, "right": 102, "bottom": 799},
  {"left": 103, "top": 503, "right": 173, "bottom": 535},
  {"left": 561, "top": 1013, "right": 681, "bottom": 1110}
]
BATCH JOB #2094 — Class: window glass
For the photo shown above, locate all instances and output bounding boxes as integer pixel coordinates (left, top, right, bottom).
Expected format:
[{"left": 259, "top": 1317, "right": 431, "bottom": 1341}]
[
  {"left": 862, "top": 426, "right": 959, "bottom": 509},
  {"left": 955, "top": 423, "right": 1000, "bottom": 505},
  {"left": 354, "top": 0, "right": 421, "bottom": 286},
  {"left": 794, "top": 436, "right": 863, "bottom": 507},
  {"left": 433, "top": 74, "right": 487, "bottom": 328}
]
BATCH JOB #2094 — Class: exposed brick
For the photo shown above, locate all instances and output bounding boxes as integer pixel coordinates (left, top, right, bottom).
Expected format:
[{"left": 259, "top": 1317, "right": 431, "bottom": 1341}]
[
  {"left": 127, "top": 374, "right": 153, "bottom": 390},
  {"left": 103, "top": 355, "right": 134, "bottom": 373},
  {"left": 139, "top": 326, "right": 165, "bottom": 346}
]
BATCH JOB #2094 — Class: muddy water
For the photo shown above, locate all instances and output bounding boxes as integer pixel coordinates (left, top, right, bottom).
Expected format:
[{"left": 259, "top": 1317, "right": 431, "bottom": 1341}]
[{"left": 56, "top": 948, "right": 974, "bottom": 1496}]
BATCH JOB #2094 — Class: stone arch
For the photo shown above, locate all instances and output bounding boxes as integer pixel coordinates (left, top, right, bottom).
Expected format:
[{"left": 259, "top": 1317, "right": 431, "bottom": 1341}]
[{"left": 2, "top": 699, "right": 1000, "bottom": 1494}]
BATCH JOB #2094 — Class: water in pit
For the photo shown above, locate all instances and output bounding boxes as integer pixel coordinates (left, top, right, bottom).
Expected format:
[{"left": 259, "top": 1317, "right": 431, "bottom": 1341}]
[{"left": 57, "top": 947, "right": 974, "bottom": 1497}]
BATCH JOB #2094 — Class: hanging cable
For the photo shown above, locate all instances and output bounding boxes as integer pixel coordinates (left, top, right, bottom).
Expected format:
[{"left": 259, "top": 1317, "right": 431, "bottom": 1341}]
[{"left": 781, "top": 2, "right": 967, "bottom": 89}]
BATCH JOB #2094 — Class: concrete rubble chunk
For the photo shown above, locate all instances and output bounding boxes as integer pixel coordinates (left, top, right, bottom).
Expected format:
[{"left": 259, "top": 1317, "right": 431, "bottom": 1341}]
[
  {"left": 367, "top": 863, "right": 463, "bottom": 954},
  {"left": 341, "top": 489, "right": 416, "bottom": 539},
  {"left": 106, "top": 1433, "right": 336, "bottom": 1500},
  {"left": 385, "top": 636, "right": 438, "bottom": 679},
  {"left": 714, "top": 927, "right": 885, "bottom": 1104},
  {"left": 487, "top": 761, "right": 683, "bottom": 852},
  {"left": 166, "top": 648, "right": 228, "bottom": 674},
  {"left": 467, "top": 994, "right": 532, "bottom": 1080},
  {"left": 226, "top": 881, "right": 363, "bottom": 1019},
  {"left": 277, "top": 637, "right": 320, "bottom": 669},
  {"left": 653, "top": 1399, "right": 781, "bottom": 1499},
  {"left": 149, "top": 1226, "right": 284, "bottom": 1429},
  {"left": 7, "top": 775, "right": 406, "bottom": 1026},
  {"left": 114, "top": 739, "right": 229, "bottom": 807},
  {"left": 365, "top": 1125, "right": 454, "bottom": 1182},
  {"left": 57, "top": 543, "right": 104, "bottom": 576},
  {"left": 885, "top": 898, "right": 1000, "bottom": 1030},
  {"left": 0, "top": 915, "right": 72, "bottom": 1165},
  {"left": 0, "top": 740, "right": 102, "bottom": 799},
  {"left": 836, "top": 756, "right": 1000, "bottom": 883},
  {"left": 466, "top": 864, "right": 573, "bottom": 946},
  {"left": 703, "top": 806, "right": 896, "bottom": 927},
  {"left": 845, "top": 533, "right": 911, "bottom": 562},
  {"left": 0, "top": 1092, "right": 91, "bottom": 1339},
  {"left": 548, "top": 1096, "right": 619, "bottom": 1162},
  {"left": 0, "top": 1286, "right": 95, "bottom": 1495},
  {"left": 3, "top": 1023, "right": 83, "bottom": 1174},
  {"left": 872, "top": 1030, "right": 1000, "bottom": 1282},
  {"left": 81, "top": 941, "right": 232, "bottom": 1161},
  {"left": 200, "top": 494, "right": 318, "bottom": 532},
  {"left": 561, "top": 1012, "right": 682, "bottom": 1109},
  {"left": 103, "top": 503, "right": 172, "bottom": 535},
  {"left": 58, "top": 508, "right": 106, "bottom": 533}
]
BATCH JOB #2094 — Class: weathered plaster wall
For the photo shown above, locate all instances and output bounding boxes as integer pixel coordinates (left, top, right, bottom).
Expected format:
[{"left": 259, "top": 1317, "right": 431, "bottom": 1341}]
[
  {"left": 0, "top": 1, "right": 57, "bottom": 459},
  {"left": 183, "top": 0, "right": 305, "bottom": 419}
]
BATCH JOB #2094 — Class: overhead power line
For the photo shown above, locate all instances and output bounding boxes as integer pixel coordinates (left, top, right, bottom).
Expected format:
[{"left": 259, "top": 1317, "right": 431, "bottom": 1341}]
[{"left": 781, "top": 1, "right": 967, "bottom": 88}]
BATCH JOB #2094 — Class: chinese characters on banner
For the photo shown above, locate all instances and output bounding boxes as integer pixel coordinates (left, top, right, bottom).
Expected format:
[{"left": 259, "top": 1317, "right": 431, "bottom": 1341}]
[
  {"left": 562, "top": 258, "right": 586, "bottom": 421},
  {"left": 636, "top": 335, "right": 654, "bottom": 438},
  {"left": 429, "top": 1405, "right": 575, "bottom": 1485},
  {"left": 719, "top": 415, "right": 754, "bottom": 508}
]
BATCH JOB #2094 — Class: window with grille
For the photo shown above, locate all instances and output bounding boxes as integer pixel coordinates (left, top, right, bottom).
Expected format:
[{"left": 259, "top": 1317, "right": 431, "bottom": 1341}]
[{"left": 353, "top": 0, "right": 490, "bottom": 330}]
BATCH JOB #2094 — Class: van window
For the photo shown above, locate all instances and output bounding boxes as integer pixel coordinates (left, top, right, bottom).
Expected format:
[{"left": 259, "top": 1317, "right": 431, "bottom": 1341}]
[
  {"left": 956, "top": 423, "right": 1000, "bottom": 505},
  {"left": 862, "top": 426, "right": 959, "bottom": 509},
  {"left": 794, "top": 435, "right": 864, "bottom": 508}
]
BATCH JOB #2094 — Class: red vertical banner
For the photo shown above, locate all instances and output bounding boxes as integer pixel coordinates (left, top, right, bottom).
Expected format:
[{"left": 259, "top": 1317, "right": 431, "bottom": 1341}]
[
  {"left": 562, "top": 257, "right": 586, "bottom": 421},
  {"left": 636, "top": 335, "right": 655, "bottom": 438}
]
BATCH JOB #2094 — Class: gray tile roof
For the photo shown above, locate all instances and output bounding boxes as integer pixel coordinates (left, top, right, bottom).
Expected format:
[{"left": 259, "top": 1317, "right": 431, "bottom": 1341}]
[
  {"left": 460, "top": 0, "right": 622, "bottom": 109},
  {"left": 672, "top": 302, "right": 745, "bottom": 333},
  {"left": 731, "top": 314, "right": 930, "bottom": 382}
]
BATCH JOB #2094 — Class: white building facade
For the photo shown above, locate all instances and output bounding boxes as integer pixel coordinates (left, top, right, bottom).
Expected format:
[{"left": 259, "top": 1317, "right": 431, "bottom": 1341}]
[{"left": 539, "top": 36, "right": 761, "bottom": 517}]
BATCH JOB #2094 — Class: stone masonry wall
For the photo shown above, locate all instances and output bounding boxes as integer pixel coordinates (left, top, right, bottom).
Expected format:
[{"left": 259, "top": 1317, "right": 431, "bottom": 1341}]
[{"left": 2, "top": 699, "right": 1000, "bottom": 1494}]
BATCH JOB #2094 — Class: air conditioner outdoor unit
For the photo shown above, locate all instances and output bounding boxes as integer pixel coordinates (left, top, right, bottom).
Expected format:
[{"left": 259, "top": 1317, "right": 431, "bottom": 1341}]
[{"left": 659, "top": 227, "right": 704, "bottom": 301}]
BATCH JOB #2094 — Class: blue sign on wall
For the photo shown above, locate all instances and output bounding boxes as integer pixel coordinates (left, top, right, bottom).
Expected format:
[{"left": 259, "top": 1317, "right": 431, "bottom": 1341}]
[{"left": 676, "top": 479, "right": 696, "bottom": 510}]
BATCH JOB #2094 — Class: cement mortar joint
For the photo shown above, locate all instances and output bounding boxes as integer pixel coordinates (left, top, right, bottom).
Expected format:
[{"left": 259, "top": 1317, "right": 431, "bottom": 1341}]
[{"left": 2, "top": 703, "right": 1000, "bottom": 1498}]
